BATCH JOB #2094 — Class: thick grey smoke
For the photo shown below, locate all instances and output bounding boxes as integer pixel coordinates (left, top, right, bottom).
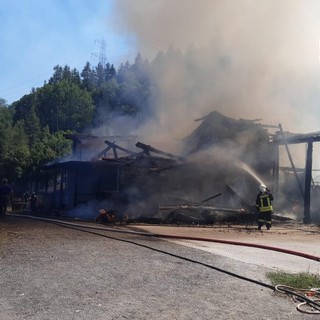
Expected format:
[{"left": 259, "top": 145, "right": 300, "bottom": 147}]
[{"left": 111, "top": 0, "right": 320, "bottom": 141}]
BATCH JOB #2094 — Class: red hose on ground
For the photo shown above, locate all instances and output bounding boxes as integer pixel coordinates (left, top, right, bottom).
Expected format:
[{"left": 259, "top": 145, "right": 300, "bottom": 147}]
[
  {"left": 7, "top": 213, "right": 320, "bottom": 263},
  {"left": 156, "top": 233, "right": 320, "bottom": 262}
]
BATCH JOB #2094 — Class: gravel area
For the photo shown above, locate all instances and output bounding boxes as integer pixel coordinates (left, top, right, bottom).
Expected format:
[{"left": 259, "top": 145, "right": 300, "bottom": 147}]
[{"left": 0, "top": 216, "right": 316, "bottom": 319}]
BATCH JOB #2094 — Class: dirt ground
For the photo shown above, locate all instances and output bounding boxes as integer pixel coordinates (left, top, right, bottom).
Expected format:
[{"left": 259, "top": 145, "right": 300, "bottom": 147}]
[
  {"left": 131, "top": 219, "right": 320, "bottom": 254},
  {"left": 0, "top": 214, "right": 319, "bottom": 320},
  {"left": 134, "top": 220, "right": 320, "bottom": 242}
]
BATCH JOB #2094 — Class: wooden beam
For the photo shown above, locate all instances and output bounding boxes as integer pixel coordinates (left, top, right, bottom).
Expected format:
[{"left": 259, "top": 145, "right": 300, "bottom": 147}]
[
  {"left": 272, "top": 144, "right": 279, "bottom": 196},
  {"left": 135, "top": 142, "right": 186, "bottom": 161},
  {"left": 304, "top": 141, "right": 313, "bottom": 224},
  {"left": 104, "top": 140, "right": 139, "bottom": 156}
]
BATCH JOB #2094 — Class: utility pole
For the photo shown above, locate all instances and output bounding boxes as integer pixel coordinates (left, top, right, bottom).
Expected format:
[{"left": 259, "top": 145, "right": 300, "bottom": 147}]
[{"left": 91, "top": 39, "right": 107, "bottom": 65}]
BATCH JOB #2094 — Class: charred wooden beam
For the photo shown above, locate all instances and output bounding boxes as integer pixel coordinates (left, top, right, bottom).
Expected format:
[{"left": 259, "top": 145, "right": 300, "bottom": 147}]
[
  {"left": 201, "top": 193, "right": 223, "bottom": 203},
  {"left": 274, "top": 130, "right": 320, "bottom": 144},
  {"left": 94, "top": 142, "right": 115, "bottom": 159},
  {"left": 159, "top": 193, "right": 223, "bottom": 211},
  {"left": 104, "top": 140, "right": 140, "bottom": 157},
  {"left": 135, "top": 142, "right": 186, "bottom": 161},
  {"left": 304, "top": 141, "right": 312, "bottom": 224},
  {"left": 272, "top": 144, "right": 280, "bottom": 196},
  {"left": 159, "top": 204, "right": 246, "bottom": 213}
]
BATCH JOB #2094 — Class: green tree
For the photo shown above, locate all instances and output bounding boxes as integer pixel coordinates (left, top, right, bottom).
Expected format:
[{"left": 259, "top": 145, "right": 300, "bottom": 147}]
[
  {"left": 0, "top": 52, "right": 162, "bottom": 183},
  {"left": 1, "top": 120, "right": 30, "bottom": 180},
  {"left": 94, "top": 63, "right": 106, "bottom": 87},
  {"left": 81, "top": 62, "right": 95, "bottom": 91},
  {"left": 36, "top": 80, "right": 95, "bottom": 132},
  {"left": 0, "top": 105, "right": 13, "bottom": 161},
  {"left": 49, "top": 65, "right": 81, "bottom": 86},
  {"left": 11, "top": 94, "right": 33, "bottom": 122},
  {"left": 114, "top": 54, "right": 151, "bottom": 118},
  {"left": 91, "top": 78, "right": 120, "bottom": 127},
  {"left": 12, "top": 93, "right": 42, "bottom": 146},
  {"left": 48, "top": 65, "right": 64, "bottom": 84},
  {"left": 29, "top": 127, "right": 72, "bottom": 168},
  {"left": 105, "top": 63, "right": 116, "bottom": 81},
  {"left": 0, "top": 98, "right": 7, "bottom": 107}
]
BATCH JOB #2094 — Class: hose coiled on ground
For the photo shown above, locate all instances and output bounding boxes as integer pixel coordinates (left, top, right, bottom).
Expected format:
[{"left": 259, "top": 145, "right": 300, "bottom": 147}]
[{"left": 275, "top": 285, "right": 320, "bottom": 314}]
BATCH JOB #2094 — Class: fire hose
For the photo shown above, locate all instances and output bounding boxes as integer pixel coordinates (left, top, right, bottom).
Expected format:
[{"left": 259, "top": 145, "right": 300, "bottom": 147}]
[
  {"left": 275, "top": 285, "right": 320, "bottom": 314},
  {"left": 6, "top": 212, "right": 320, "bottom": 313}
]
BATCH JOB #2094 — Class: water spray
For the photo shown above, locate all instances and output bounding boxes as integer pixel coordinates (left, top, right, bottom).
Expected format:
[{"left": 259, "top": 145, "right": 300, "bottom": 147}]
[{"left": 239, "top": 162, "right": 265, "bottom": 186}]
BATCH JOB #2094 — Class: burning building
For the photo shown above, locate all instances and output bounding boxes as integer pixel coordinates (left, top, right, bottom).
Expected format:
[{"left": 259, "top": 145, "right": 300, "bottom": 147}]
[
  {"left": 38, "top": 137, "right": 184, "bottom": 221},
  {"left": 35, "top": 112, "right": 273, "bottom": 223},
  {"left": 36, "top": 111, "right": 320, "bottom": 224}
]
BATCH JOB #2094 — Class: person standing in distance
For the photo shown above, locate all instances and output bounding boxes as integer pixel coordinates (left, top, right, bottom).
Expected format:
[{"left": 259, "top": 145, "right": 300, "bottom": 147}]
[
  {"left": 0, "top": 178, "right": 13, "bottom": 220},
  {"left": 256, "top": 184, "right": 273, "bottom": 230}
]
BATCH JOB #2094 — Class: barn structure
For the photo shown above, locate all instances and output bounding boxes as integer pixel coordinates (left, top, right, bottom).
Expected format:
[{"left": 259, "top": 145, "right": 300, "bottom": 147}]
[{"left": 35, "top": 111, "right": 320, "bottom": 224}]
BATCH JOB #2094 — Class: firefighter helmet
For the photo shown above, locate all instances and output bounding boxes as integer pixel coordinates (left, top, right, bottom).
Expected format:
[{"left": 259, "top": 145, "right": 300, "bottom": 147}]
[{"left": 259, "top": 184, "right": 267, "bottom": 192}]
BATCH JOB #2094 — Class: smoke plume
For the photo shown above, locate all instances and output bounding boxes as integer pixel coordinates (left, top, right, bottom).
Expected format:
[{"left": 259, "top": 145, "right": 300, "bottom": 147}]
[{"left": 111, "top": 0, "right": 320, "bottom": 142}]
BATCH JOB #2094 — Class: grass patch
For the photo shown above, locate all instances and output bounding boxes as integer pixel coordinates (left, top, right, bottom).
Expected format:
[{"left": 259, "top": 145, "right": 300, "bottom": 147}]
[{"left": 267, "top": 271, "right": 320, "bottom": 289}]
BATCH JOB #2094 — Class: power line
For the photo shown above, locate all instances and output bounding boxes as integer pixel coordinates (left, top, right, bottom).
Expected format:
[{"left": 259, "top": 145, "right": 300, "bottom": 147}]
[
  {"left": 91, "top": 39, "right": 107, "bottom": 65},
  {"left": 0, "top": 71, "right": 52, "bottom": 103},
  {"left": 0, "top": 71, "right": 50, "bottom": 95}
]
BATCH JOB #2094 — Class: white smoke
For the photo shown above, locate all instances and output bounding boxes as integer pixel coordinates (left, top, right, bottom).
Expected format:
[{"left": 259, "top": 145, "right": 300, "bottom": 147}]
[{"left": 110, "top": 0, "right": 320, "bottom": 138}]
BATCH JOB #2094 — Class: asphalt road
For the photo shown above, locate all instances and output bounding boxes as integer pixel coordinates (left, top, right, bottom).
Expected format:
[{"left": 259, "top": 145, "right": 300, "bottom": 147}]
[{"left": 0, "top": 216, "right": 316, "bottom": 319}]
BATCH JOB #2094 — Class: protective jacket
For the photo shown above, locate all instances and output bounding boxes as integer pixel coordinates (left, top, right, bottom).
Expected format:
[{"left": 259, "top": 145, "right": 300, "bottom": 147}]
[{"left": 256, "top": 191, "right": 273, "bottom": 212}]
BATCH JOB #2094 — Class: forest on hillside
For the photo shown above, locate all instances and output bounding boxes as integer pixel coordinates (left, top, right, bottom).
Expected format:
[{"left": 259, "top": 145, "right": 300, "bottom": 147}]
[{"left": 0, "top": 46, "right": 205, "bottom": 187}]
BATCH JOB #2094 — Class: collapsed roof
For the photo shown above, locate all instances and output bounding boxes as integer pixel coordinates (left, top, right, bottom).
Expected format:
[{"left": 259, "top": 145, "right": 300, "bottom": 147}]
[
  {"left": 39, "top": 111, "right": 281, "bottom": 223},
  {"left": 182, "top": 110, "right": 274, "bottom": 175}
]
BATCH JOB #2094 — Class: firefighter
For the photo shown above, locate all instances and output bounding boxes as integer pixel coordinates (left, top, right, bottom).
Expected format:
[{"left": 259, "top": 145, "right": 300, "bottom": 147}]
[
  {"left": 30, "top": 193, "right": 38, "bottom": 213},
  {"left": 256, "top": 184, "right": 273, "bottom": 230},
  {"left": 0, "top": 178, "right": 13, "bottom": 220}
]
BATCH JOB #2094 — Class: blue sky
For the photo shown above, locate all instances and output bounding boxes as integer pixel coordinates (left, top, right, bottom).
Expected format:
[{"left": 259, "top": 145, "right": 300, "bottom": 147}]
[
  {"left": 2, "top": 0, "right": 320, "bottom": 168},
  {"left": 0, "top": 0, "right": 136, "bottom": 104},
  {"left": 2, "top": 0, "right": 320, "bottom": 136}
]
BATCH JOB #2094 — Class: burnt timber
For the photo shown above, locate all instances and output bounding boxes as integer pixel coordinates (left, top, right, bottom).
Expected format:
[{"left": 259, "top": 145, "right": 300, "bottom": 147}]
[
  {"left": 36, "top": 112, "right": 320, "bottom": 224},
  {"left": 272, "top": 126, "right": 320, "bottom": 224},
  {"left": 39, "top": 137, "right": 183, "bottom": 220}
]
